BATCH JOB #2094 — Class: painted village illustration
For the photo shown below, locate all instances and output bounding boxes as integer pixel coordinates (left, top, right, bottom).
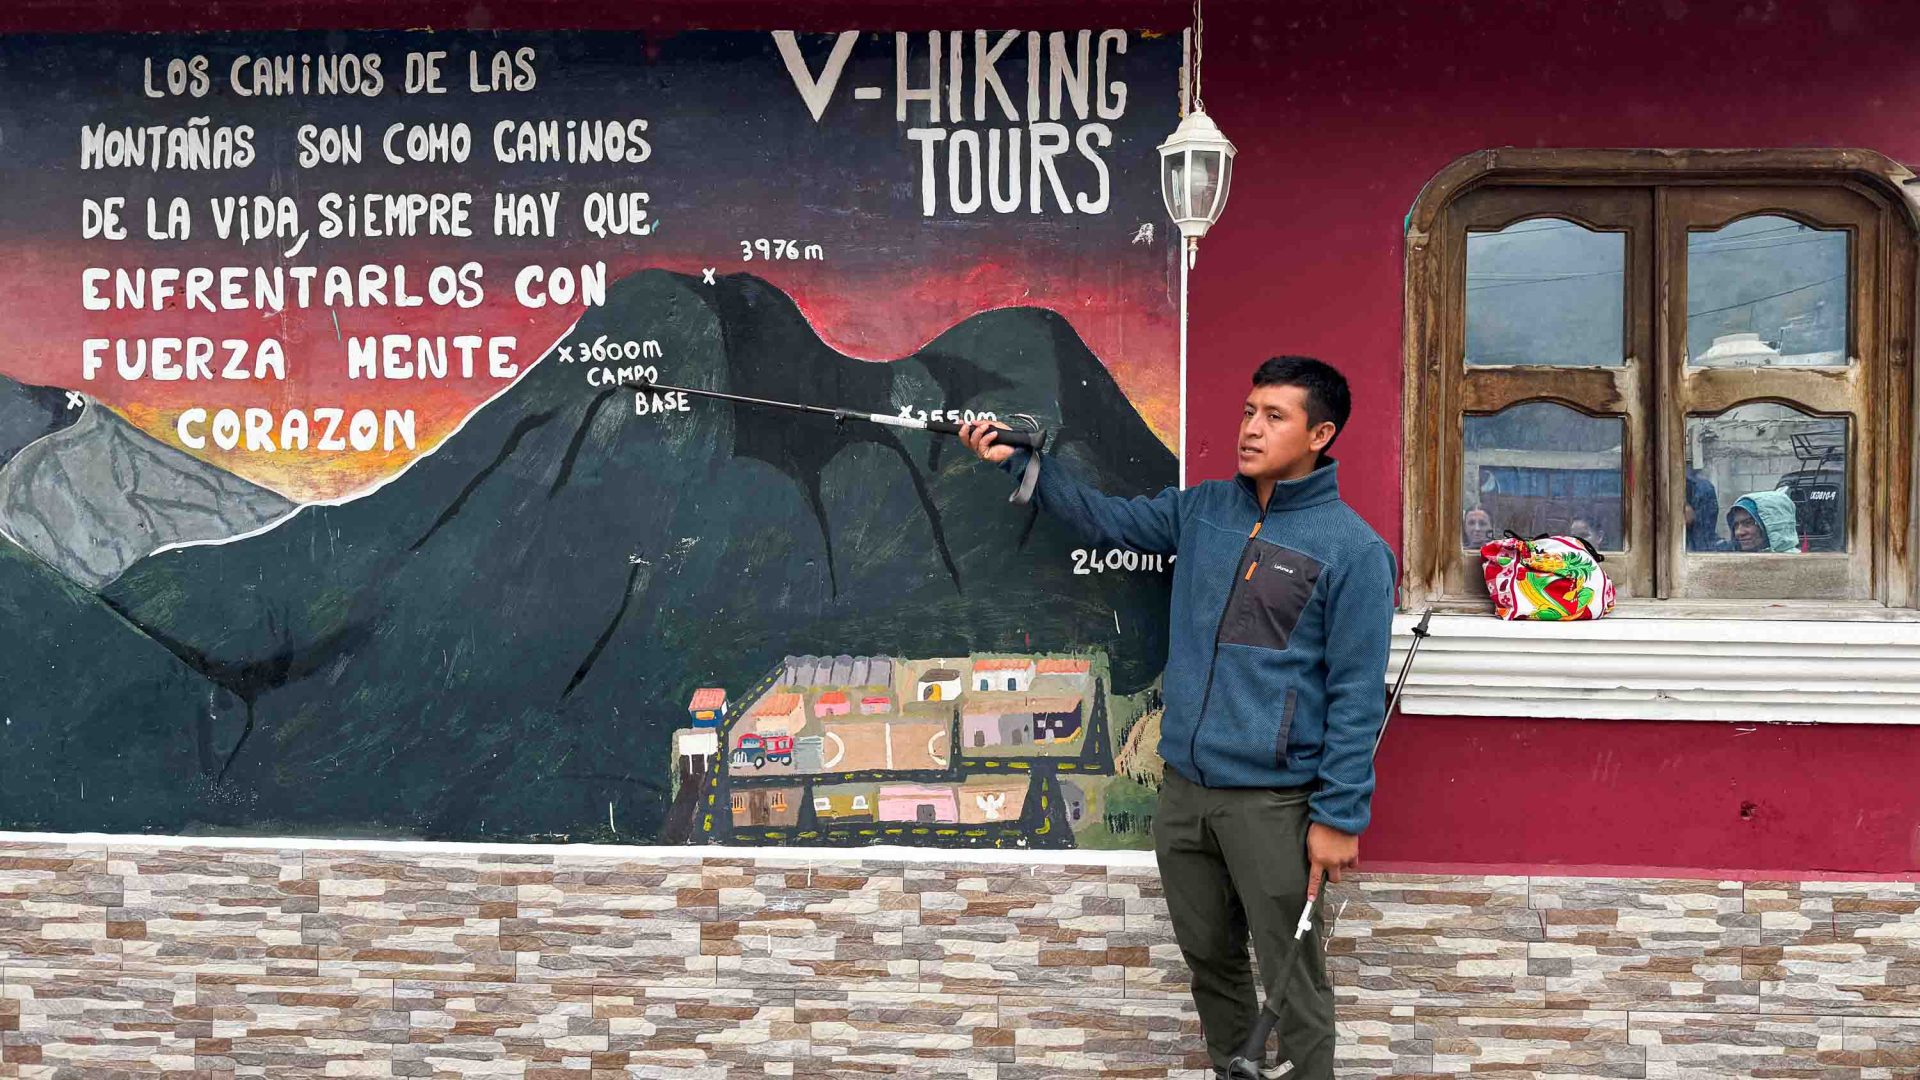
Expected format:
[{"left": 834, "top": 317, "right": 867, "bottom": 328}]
[{"left": 670, "top": 650, "right": 1165, "bottom": 848}]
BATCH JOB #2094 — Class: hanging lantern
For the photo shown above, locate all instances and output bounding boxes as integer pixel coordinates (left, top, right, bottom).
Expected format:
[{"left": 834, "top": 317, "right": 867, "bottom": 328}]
[{"left": 1158, "top": 107, "right": 1236, "bottom": 263}]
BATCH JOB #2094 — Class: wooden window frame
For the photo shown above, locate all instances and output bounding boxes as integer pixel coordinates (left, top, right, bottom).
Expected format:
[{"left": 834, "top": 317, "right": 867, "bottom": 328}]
[{"left": 1404, "top": 149, "right": 1919, "bottom": 617}]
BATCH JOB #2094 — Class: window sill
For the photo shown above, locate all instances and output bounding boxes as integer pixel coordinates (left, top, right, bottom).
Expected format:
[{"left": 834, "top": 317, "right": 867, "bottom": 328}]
[{"left": 1390, "top": 610, "right": 1920, "bottom": 723}]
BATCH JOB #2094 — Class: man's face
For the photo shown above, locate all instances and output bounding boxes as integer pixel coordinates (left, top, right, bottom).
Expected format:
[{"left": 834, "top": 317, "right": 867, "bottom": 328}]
[
  {"left": 1239, "top": 384, "right": 1332, "bottom": 483},
  {"left": 1730, "top": 508, "right": 1766, "bottom": 552}
]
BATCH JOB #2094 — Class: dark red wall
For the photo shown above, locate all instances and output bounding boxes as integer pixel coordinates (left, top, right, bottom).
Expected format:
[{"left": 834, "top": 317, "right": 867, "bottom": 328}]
[
  {"left": 9, "top": 0, "right": 1920, "bottom": 875},
  {"left": 1190, "top": 0, "right": 1920, "bottom": 876}
]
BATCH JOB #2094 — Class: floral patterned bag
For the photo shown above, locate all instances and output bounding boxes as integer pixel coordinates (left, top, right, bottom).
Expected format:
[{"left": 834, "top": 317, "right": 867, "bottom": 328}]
[{"left": 1479, "top": 532, "right": 1616, "bottom": 621}]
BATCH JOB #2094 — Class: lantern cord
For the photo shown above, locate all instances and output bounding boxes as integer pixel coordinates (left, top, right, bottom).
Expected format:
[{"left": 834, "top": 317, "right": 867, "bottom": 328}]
[{"left": 1190, "top": 0, "right": 1205, "bottom": 114}]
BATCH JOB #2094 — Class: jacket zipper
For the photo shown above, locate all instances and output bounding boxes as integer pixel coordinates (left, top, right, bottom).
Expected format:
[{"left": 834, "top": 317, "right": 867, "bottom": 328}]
[{"left": 1186, "top": 491, "right": 1270, "bottom": 786}]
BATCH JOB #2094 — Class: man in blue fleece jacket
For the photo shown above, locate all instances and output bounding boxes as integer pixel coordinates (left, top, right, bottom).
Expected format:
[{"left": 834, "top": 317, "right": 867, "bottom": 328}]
[{"left": 961, "top": 356, "right": 1395, "bottom": 1078}]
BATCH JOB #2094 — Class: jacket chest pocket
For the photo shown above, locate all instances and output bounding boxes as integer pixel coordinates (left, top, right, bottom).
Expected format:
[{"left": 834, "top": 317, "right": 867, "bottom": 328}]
[{"left": 1219, "top": 539, "right": 1324, "bottom": 651}]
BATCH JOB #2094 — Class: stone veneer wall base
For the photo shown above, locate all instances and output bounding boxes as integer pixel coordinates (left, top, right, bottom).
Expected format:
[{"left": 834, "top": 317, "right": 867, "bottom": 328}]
[{"left": 3, "top": 839, "right": 1918, "bottom": 1078}]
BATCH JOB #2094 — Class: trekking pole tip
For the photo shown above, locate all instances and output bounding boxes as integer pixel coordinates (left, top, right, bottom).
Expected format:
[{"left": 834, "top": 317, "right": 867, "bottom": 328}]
[{"left": 1412, "top": 607, "right": 1434, "bottom": 638}]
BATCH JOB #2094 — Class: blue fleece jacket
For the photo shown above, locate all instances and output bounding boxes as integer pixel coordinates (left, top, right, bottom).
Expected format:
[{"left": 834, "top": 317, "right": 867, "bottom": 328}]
[{"left": 1003, "top": 450, "right": 1397, "bottom": 834}]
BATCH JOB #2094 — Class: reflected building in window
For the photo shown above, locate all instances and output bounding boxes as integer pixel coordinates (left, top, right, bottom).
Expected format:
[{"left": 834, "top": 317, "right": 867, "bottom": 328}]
[{"left": 1687, "top": 215, "right": 1848, "bottom": 369}]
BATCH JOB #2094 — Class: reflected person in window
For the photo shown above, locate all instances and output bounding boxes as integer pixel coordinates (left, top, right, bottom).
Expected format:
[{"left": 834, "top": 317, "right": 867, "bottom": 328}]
[
  {"left": 1567, "top": 518, "right": 1603, "bottom": 552},
  {"left": 1723, "top": 490, "right": 1802, "bottom": 553},
  {"left": 1463, "top": 506, "right": 1496, "bottom": 550}
]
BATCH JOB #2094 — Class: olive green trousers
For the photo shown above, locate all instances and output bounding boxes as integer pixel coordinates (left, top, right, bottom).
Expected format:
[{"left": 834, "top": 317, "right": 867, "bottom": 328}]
[{"left": 1154, "top": 768, "right": 1336, "bottom": 1078}]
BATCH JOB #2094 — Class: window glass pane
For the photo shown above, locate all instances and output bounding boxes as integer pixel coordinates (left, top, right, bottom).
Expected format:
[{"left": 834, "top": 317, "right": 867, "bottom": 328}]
[
  {"left": 1687, "top": 215, "right": 1847, "bottom": 367},
  {"left": 1686, "top": 404, "right": 1848, "bottom": 553},
  {"left": 1463, "top": 401, "right": 1624, "bottom": 551},
  {"left": 1466, "top": 219, "right": 1625, "bottom": 366}
]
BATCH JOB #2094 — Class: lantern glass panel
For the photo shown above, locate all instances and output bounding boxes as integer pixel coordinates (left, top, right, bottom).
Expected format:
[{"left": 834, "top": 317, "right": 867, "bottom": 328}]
[
  {"left": 1162, "top": 150, "right": 1187, "bottom": 219},
  {"left": 1212, "top": 152, "right": 1234, "bottom": 222},
  {"left": 1190, "top": 150, "right": 1220, "bottom": 223}
]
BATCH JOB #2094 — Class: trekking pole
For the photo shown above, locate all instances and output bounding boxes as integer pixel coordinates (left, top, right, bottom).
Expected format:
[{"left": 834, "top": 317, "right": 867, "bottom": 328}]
[
  {"left": 1224, "top": 609, "right": 1434, "bottom": 1080},
  {"left": 624, "top": 378, "right": 1052, "bottom": 503}
]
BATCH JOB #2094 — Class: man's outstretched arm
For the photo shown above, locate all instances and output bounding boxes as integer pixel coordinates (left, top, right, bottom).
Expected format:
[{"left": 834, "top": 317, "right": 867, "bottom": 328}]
[{"left": 958, "top": 421, "right": 1184, "bottom": 555}]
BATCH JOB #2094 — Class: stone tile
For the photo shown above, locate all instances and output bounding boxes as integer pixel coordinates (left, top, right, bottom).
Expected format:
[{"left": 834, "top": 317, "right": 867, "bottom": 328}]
[
  {"left": 596, "top": 984, "right": 805, "bottom": 1072},
  {"left": 1839, "top": 1015, "right": 1920, "bottom": 1078},
  {"left": 1528, "top": 876, "right": 1756, "bottom": 1012},
  {"left": 716, "top": 928, "right": 920, "bottom": 995},
  {"left": 0, "top": 844, "right": 117, "bottom": 972},
  {"left": 1329, "top": 875, "right": 1543, "bottom": 1009},
  {"left": 1, "top": 966, "right": 198, "bottom": 1074},
  {"left": 1631, "top": 1011, "right": 1846, "bottom": 1079},
  {"left": 1121, "top": 883, "right": 1173, "bottom": 937},
  {"left": 1336, "top": 1004, "right": 1432, "bottom": 1078},
  {"left": 304, "top": 850, "right": 533, "bottom": 984},
  {"left": 1421, "top": 1007, "right": 1639, "bottom": 1077},
  {"left": 993, "top": 1061, "right": 1197, "bottom": 1079},
  {"left": 1747, "top": 881, "right": 1838, "bottom": 946},
  {"left": 798, "top": 990, "right": 1005, "bottom": 1071},
  {"left": 190, "top": 972, "right": 400, "bottom": 1076},
  {"left": 1116, "top": 884, "right": 1197, "bottom": 1004},
  {"left": 1756, "top": 884, "right": 1920, "bottom": 1017},
  {"left": 510, "top": 857, "right": 716, "bottom": 990},
  {"left": 784, "top": 1062, "right": 999, "bottom": 1080},
  {"left": 910, "top": 863, "right": 1122, "bottom": 929},
  {"left": 752, "top": 863, "right": 922, "bottom": 931},
  {"left": 703, "top": 861, "right": 928, "bottom": 993},
  {"left": 909, "top": 865, "right": 1126, "bottom": 999},
  {"left": 1830, "top": 883, "right": 1920, "bottom": 1016},
  {"left": 1000, "top": 993, "right": 1200, "bottom": 1074},
  {"left": 914, "top": 929, "right": 1125, "bottom": 998},
  {"left": 395, "top": 979, "right": 600, "bottom": 1077},
  {"left": 1124, "top": 939, "right": 1199, "bottom": 1003},
  {"left": 112, "top": 846, "right": 317, "bottom": 978}
]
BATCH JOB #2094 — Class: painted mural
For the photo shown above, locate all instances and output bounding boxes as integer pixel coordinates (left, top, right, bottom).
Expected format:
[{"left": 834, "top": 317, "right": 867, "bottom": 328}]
[{"left": 0, "top": 29, "right": 1179, "bottom": 849}]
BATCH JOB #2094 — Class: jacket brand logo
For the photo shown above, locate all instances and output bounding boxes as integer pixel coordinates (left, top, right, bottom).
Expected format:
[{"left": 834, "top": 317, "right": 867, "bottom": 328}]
[{"left": 1273, "top": 563, "right": 1295, "bottom": 574}]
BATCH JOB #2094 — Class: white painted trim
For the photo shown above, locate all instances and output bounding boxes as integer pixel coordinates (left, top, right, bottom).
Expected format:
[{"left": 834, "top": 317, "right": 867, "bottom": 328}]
[
  {"left": 0, "top": 830, "right": 1159, "bottom": 868},
  {"left": 1392, "top": 613, "right": 1920, "bottom": 723}
]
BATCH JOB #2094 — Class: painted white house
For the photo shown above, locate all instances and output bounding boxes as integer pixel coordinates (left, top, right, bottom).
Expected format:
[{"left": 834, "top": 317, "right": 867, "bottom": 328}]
[{"left": 917, "top": 667, "right": 962, "bottom": 702}]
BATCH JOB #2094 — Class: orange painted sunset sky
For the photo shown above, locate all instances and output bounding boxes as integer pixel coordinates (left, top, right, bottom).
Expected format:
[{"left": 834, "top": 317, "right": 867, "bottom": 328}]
[{"left": 0, "top": 28, "right": 1182, "bottom": 502}]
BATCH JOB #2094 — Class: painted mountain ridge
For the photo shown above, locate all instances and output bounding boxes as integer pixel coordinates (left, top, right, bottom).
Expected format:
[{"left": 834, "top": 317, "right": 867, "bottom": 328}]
[{"left": 0, "top": 374, "right": 81, "bottom": 466}]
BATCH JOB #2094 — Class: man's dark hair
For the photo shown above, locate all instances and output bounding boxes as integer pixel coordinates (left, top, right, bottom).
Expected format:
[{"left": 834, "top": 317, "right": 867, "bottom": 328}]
[{"left": 1252, "top": 355, "right": 1352, "bottom": 448}]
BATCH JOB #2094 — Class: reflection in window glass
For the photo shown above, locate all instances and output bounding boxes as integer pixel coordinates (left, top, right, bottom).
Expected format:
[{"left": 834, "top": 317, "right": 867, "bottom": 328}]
[
  {"left": 1463, "top": 402, "right": 1624, "bottom": 551},
  {"left": 1466, "top": 219, "right": 1625, "bottom": 366},
  {"left": 1688, "top": 215, "right": 1847, "bottom": 367},
  {"left": 1686, "top": 404, "right": 1847, "bottom": 553}
]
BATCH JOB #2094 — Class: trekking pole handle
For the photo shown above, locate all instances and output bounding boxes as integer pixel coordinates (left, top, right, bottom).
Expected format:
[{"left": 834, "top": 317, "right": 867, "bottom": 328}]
[{"left": 922, "top": 418, "right": 1044, "bottom": 449}]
